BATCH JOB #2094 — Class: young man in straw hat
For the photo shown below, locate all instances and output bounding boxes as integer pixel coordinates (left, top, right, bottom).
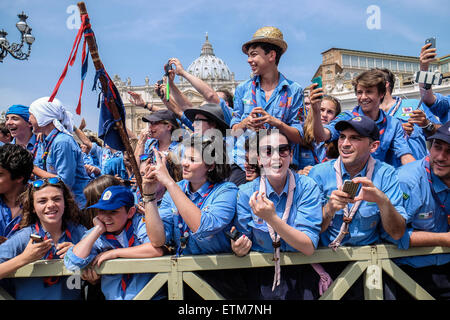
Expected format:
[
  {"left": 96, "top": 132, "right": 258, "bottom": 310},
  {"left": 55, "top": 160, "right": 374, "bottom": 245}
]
[{"left": 229, "top": 26, "right": 304, "bottom": 185}]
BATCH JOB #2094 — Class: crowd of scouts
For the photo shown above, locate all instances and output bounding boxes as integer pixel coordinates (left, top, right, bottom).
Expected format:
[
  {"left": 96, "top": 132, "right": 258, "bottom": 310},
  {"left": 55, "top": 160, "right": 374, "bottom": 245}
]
[{"left": 0, "top": 26, "right": 449, "bottom": 300}]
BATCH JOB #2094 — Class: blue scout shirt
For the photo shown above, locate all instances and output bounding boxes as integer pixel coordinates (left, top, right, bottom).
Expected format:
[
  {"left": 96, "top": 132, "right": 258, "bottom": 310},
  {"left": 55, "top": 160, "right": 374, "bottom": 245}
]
[
  {"left": 12, "top": 134, "right": 43, "bottom": 166},
  {"left": 64, "top": 213, "right": 164, "bottom": 300},
  {"left": 0, "top": 222, "right": 86, "bottom": 300},
  {"left": 143, "top": 138, "right": 184, "bottom": 163},
  {"left": 234, "top": 172, "right": 322, "bottom": 252},
  {"left": 388, "top": 158, "right": 450, "bottom": 268},
  {"left": 89, "top": 142, "right": 115, "bottom": 173},
  {"left": 325, "top": 107, "right": 412, "bottom": 167},
  {"left": 158, "top": 180, "right": 238, "bottom": 255},
  {"left": 230, "top": 74, "right": 303, "bottom": 170},
  {"left": 385, "top": 97, "right": 440, "bottom": 166},
  {"left": 37, "top": 128, "right": 90, "bottom": 208},
  {"left": 0, "top": 196, "right": 22, "bottom": 238},
  {"left": 101, "top": 155, "right": 128, "bottom": 180},
  {"left": 427, "top": 93, "right": 450, "bottom": 124},
  {"left": 308, "top": 158, "right": 408, "bottom": 247},
  {"left": 292, "top": 123, "right": 327, "bottom": 170}
]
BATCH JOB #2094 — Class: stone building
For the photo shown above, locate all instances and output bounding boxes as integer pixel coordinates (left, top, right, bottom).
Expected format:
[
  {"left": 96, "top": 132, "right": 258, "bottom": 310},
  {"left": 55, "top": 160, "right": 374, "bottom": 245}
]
[{"left": 114, "top": 34, "right": 240, "bottom": 135}]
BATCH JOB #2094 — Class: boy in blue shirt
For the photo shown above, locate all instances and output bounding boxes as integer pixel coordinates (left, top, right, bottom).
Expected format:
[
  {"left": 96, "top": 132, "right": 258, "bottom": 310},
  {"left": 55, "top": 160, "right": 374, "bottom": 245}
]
[
  {"left": 387, "top": 121, "right": 450, "bottom": 299},
  {"left": 0, "top": 144, "right": 34, "bottom": 241},
  {"left": 310, "top": 68, "right": 415, "bottom": 168},
  {"left": 64, "top": 185, "right": 165, "bottom": 300}
]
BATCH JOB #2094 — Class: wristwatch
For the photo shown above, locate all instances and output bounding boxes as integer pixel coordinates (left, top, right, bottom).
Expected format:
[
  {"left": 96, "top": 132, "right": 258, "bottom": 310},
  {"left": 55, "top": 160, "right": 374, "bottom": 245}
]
[
  {"left": 421, "top": 120, "right": 435, "bottom": 133},
  {"left": 142, "top": 193, "right": 156, "bottom": 203}
]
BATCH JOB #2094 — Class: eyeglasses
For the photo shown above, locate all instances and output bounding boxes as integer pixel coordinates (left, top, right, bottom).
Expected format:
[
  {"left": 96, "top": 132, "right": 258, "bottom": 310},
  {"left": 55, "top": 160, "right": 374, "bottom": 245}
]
[
  {"left": 259, "top": 144, "right": 291, "bottom": 157},
  {"left": 32, "top": 177, "right": 61, "bottom": 189}
]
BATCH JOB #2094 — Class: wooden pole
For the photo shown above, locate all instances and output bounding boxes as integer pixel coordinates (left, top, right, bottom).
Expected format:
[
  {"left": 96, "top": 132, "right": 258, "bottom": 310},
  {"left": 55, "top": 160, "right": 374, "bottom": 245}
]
[{"left": 77, "top": 2, "right": 143, "bottom": 195}]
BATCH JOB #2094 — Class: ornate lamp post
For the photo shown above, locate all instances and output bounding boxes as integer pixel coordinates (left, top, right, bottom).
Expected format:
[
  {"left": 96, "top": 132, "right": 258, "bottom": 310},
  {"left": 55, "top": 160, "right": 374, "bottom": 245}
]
[{"left": 0, "top": 11, "right": 35, "bottom": 63}]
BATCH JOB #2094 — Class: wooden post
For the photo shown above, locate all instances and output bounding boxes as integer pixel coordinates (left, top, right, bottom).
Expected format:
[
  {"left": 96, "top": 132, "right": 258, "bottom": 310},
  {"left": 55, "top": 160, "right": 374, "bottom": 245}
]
[{"left": 77, "top": 2, "right": 143, "bottom": 195}]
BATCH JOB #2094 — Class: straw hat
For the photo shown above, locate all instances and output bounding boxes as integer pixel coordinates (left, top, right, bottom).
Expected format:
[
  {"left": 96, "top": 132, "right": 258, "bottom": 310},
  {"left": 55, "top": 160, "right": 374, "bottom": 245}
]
[{"left": 242, "top": 26, "right": 288, "bottom": 55}]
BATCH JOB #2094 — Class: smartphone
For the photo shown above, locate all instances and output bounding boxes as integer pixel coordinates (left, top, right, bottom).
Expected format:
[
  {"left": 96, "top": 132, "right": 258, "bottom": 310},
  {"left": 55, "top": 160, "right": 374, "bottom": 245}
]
[
  {"left": 425, "top": 37, "right": 436, "bottom": 49},
  {"left": 225, "top": 228, "right": 242, "bottom": 241},
  {"left": 342, "top": 180, "right": 359, "bottom": 199},
  {"left": 311, "top": 76, "right": 323, "bottom": 89},
  {"left": 30, "top": 234, "right": 43, "bottom": 243}
]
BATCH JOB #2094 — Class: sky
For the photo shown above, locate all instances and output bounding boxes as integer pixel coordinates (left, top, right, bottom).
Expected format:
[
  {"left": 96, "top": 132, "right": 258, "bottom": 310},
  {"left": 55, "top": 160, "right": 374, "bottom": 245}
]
[{"left": 0, "top": 0, "right": 449, "bottom": 131}]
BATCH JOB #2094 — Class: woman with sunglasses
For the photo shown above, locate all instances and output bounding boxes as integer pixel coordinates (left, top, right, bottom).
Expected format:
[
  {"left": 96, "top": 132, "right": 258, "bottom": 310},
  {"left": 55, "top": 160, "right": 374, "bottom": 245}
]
[
  {"left": 28, "top": 97, "right": 90, "bottom": 208},
  {"left": 0, "top": 177, "right": 86, "bottom": 300},
  {"left": 232, "top": 129, "right": 324, "bottom": 300}
]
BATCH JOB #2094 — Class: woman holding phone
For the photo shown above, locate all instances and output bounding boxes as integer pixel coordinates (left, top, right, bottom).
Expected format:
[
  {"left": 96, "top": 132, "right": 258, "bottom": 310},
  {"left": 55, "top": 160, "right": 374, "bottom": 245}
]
[{"left": 0, "top": 178, "right": 86, "bottom": 300}]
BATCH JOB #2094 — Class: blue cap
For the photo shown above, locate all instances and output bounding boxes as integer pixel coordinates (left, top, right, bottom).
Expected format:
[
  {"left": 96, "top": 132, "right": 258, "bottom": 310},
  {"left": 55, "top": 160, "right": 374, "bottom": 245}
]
[
  {"left": 5, "top": 105, "right": 30, "bottom": 122},
  {"left": 427, "top": 120, "right": 450, "bottom": 144},
  {"left": 87, "top": 185, "right": 135, "bottom": 211},
  {"left": 335, "top": 115, "right": 380, "bottom": 141}
]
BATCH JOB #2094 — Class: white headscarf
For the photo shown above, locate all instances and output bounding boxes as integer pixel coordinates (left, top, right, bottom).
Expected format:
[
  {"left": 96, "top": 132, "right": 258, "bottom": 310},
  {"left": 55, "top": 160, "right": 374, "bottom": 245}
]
[{"left": 29, "top": 97, "right": 74, "bottom": 136}]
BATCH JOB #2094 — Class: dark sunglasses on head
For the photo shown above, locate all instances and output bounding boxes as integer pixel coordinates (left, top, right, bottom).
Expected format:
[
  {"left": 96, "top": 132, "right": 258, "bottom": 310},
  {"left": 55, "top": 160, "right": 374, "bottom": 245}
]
[
  {"left": 260, "top": 144, "right": 291, "bottom": 157},
  {"left": 32, "top": 177, "right": 61, "bottom": 189}
]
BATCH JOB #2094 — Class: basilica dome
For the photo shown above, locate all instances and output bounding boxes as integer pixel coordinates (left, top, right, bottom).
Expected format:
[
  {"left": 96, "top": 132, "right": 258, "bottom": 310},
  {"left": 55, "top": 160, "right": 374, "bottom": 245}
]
[{"left": 186, "top": 33, "right": 233, "bottom": 81}]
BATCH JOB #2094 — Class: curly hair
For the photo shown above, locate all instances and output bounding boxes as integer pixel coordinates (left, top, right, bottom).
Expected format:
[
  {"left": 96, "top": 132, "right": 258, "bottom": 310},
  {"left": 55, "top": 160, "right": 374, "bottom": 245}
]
[
  {"left": 0, "top": 144, "right": 34, "bottom": 184},
  {"left": 19, "top": 179, "right": 82, "bottom": 230}
]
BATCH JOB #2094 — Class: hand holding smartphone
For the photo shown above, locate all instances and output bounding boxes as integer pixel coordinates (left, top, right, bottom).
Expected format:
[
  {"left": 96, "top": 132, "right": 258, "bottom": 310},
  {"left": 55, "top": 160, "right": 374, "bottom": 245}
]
[
  {"left": 30, "top": 234, "right": 44, "bottom": 243},
  {"left": 342, "top": 180, "right": 360, "bottom": 199}
]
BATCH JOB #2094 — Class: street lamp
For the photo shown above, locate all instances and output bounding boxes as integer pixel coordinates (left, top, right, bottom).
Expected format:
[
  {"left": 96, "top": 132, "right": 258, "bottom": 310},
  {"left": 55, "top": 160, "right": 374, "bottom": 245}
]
[{"left": 0, "top": 11, "right": 35, "bottom": 63}]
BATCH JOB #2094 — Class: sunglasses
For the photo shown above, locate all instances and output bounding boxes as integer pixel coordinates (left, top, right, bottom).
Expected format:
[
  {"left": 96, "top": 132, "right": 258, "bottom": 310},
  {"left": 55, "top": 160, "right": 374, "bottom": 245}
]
[
  {"left": 32, "top": 177, "right": 61, "bottom": 189},
  {"left": 259, "top": 144, "right": 291, "bottom": 157}
]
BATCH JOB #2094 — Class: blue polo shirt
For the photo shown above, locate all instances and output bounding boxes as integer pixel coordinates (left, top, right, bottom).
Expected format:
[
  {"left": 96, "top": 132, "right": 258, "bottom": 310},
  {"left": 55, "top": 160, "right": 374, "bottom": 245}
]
[
  {"left": 427, "top": 93, "right": 450, "bottom": 124},
  {"left": 292, "top": 123, "right": 327, "bottom": 170},
  {"left": 389, "top": 158, "right": 450, "bottom": 268},
  {"left": 325, "top": 107, "right": 412, "bottom": 167},
  {"left": 158, "top": 180, "right": 238, "bottom": 255},
  {"left": 308, "top": 158, "right": 408, "bottom": 247},
  {"left": 385, "top": 97, "right": 440, "bottom": 166},
  {"left": 230, "top": 73, "right": 303, "bottom": 170},
  {"left": 0, "top": 196, "right": 22, "bottom": 239},
  {"left": 64, "top": 213, "right": 164, "bottom": 300},
  {"left": 0, "top": 222, "right": 86, "bottom": 300},
  {"left": 234, "top": 172, "right": 322, "bottom": 252},
  {"left": 37, "top": 128, "right": 90, "bottom": 208}
]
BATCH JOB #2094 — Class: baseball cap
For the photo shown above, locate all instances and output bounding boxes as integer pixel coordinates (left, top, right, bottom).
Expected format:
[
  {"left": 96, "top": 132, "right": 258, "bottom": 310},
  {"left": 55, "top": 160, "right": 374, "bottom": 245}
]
[
  {"left": 142, "top": 109, "right": 179, "bottom": 128},
  {"left": 335, "top": 115, "right": 380, "bottom": 141},
  {"left": 87, "top": 185, "right": 135, "bottom": 211},
  {"left": 427, "top": 121, "right": 450, "bottom": 144}
]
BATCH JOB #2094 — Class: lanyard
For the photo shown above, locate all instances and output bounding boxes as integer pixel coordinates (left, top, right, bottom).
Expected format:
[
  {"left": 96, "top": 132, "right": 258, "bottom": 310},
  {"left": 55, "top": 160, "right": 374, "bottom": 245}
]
[
  {"left": 329, "top": 156, "right": 376, "bottom": 250},
  {"left": 103, "top": 219, "right": 135, "bottom": 294},
  {"left": 34, "top": 222, "right": 72, "bottom": 287},
  {"left": 176, "top": 183, "right": 214, "bottom": 256},
  {"left": 251, "top": 75, "right": 290, "bottom": 125},
  {"left": 424, "top": 156, "right": 449, "bottom": 216},
  {"left": 42, "top": 130, "right": 60, "bottom": 169}
]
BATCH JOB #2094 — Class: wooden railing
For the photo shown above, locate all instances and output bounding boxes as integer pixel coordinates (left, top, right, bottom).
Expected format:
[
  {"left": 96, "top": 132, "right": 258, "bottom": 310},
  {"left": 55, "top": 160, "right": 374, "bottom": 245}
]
[{"left": 2, "top": 244, "right": 449, "bottom": 300}]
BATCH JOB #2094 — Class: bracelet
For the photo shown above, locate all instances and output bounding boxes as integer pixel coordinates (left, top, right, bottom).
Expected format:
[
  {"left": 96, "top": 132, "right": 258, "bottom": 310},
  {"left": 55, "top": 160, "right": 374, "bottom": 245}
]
[
  {"left": 142, "top": 193, "right": 155, "bottom": 197},
  {"left": 142, "top": 194, "right": 156, "bottom": 203}
]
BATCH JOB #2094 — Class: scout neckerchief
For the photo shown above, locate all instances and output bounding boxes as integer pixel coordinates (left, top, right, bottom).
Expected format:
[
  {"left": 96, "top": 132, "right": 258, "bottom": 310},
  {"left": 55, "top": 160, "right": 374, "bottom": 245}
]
[
  {"left": 251, "top": 75, "right": 291, "bottom": 125},
  {"left": 33, "top": 222, "right": 72, "bottom": 287},
  {"left": 30, "top": 136, "right": 40, "bottom": 160},
  {"left": 352, "top": 108, "right": 388, "bottom": 137},
  {"left": 424, "top": 156, "right": 450, "bottom": 218},
  {"left": 41, "top": 130, "right": 61, "bottom": 169},
  {"left": 259, "top": 170, "right": 296, "bottom": 291},
  {"left": 329, "top": 156, "right": 376, "bottom": 250},
  {"left": 387, "top": 97, "right": 402, "bottom": 117},
  {"left": 176, "top": 182, "right": 215, "bottom": 257},
  {"left": 102, "top": 219, "right": 135, "bottom": 295}
]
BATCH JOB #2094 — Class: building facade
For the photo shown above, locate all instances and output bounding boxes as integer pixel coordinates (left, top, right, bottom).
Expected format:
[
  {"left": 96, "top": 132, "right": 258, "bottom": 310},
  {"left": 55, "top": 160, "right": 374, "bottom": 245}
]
[{"left": 115, "top": 34, "right": 240, "bottom": 135}]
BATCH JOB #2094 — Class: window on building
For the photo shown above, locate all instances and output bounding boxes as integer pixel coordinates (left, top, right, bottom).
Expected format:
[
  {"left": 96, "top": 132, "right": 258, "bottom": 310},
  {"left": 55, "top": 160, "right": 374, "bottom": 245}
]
[
  {"left": 351, "top": 55, "right": 359, "bottom": 68},
  {"left": 406, "top": 62, "right": 412, "bottom": 72},
  {"left": 398, "top": 61, "right": 405, "bottom": 72},
  {"left": 344, "top": 72, "right": 352, "bottom": 80},
  {"left": 390, "top": 60, "right": 397, "bottom": 71},
  {"left": 382, "top": 59, "right": 391, "bottom": 69},
  {"left": 441, "top": 62, "right": 449, "bottom": 73},
  {"left": 359, "top": 57, "right": 367, "bottom": 68},
  {"left": 342, "top": 54, "right": 350, "bottom": 66},
  {"left": 375, "top": 58, "right": 382, "bottom": 68},
  {"left": 367, "top": 57, "right": 374, "bottom": 68}
]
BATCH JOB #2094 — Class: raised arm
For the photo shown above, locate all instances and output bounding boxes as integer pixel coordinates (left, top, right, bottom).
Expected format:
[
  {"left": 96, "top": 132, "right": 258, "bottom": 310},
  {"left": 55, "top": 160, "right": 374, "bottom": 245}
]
[{"left": 310, "top": 85, "right": 332, "bottom": 142}]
